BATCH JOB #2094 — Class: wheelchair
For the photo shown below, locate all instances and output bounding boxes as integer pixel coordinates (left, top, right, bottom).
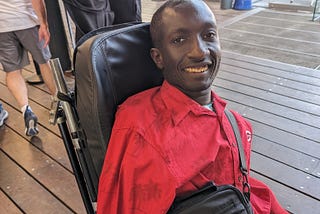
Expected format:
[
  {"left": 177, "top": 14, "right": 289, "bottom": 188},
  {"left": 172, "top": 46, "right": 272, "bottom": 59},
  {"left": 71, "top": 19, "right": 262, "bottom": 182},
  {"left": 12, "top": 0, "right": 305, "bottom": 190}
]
[{"left": 49, "top": 22, "right": 163, "bottom": 213}]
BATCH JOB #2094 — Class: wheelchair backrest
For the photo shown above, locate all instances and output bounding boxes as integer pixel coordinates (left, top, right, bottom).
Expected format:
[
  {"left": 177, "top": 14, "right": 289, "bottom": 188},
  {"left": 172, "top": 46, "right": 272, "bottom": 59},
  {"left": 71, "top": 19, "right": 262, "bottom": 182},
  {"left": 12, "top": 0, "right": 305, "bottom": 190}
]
[{"left": 74, "top": 22, "right": 163, "bottom": 199}]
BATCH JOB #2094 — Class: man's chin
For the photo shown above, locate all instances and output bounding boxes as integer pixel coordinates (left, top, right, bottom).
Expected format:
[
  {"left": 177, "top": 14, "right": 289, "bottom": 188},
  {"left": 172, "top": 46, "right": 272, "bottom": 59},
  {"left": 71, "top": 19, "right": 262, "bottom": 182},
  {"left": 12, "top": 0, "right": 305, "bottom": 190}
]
[{"left": 184, "top": 83, "right": 213, "bottom": 93}]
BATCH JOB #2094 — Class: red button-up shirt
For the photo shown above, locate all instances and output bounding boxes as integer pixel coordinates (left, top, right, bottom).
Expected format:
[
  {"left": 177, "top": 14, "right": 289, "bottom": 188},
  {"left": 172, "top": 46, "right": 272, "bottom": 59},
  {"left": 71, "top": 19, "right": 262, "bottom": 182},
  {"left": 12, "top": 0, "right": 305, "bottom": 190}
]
[{"left": 97, "top": 81, "right": 287, "bottom": 214}]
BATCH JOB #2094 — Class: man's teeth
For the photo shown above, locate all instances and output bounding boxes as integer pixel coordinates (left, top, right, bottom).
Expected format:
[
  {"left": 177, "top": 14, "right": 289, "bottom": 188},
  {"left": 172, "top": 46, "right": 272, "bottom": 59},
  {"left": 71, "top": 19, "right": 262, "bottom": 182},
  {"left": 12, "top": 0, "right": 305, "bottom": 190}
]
[{"left": 184, "top": 65, "right": 208, "bottom": 73}]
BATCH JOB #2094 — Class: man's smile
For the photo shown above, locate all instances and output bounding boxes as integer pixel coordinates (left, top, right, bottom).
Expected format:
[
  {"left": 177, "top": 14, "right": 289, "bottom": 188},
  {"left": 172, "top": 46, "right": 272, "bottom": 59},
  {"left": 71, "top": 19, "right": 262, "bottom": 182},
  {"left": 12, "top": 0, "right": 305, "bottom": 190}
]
[{"left": 183, "top": 64, "right": 210, "bottom": 73}]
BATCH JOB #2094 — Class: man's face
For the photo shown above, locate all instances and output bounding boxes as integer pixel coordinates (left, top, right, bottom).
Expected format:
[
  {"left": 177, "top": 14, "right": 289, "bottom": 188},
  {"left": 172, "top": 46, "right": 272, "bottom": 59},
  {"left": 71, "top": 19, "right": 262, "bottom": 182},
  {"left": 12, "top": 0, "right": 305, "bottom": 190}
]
[{"left": 151, "top": 1, "right": 221, "bottom": 99}]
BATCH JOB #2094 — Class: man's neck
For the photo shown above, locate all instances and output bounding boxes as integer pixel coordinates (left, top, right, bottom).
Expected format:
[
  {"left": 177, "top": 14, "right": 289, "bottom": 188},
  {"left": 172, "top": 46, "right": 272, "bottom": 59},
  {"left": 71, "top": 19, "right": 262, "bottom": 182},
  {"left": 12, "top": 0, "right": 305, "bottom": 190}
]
[
  {"left": 184, "top": 88, "right": 212, "bottom": 106},
  {"left": 193, "top": 93, "right": 212, "bottom": 105}
]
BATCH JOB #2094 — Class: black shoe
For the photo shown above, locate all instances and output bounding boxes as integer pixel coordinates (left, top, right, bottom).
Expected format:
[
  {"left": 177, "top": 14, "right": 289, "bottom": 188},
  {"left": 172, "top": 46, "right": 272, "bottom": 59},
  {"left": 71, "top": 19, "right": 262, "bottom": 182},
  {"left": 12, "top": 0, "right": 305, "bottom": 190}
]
[
  {"left": 0, "top": 109, "right": 8, "bottom": 127},
  {"left": 24, "top": 107, "right": 39, "bottom": 136}
]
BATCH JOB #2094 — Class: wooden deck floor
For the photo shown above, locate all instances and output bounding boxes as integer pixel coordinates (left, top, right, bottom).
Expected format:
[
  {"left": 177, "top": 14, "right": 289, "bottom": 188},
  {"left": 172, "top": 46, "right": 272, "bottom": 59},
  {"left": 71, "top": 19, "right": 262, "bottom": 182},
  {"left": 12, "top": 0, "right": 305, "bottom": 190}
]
[
  {"left": 216, "top": 51, "right": 320, "bottom": 213},
  {"left": 0, "top": 64, "right": 86, "bottom": 214},
  {"left": 1, "top": 50, "right": 319, "bottom": 213},
  {"left": 1, "top": 1, "right": 320, "bottom": 214}
]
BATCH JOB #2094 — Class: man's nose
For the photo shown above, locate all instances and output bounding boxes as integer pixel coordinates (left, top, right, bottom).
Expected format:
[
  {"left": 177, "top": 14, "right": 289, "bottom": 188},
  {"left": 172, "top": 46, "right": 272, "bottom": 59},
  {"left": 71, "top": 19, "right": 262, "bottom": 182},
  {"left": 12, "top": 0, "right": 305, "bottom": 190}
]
[{"left": 189, "top": 37, "right": 209, "bottom": 60}]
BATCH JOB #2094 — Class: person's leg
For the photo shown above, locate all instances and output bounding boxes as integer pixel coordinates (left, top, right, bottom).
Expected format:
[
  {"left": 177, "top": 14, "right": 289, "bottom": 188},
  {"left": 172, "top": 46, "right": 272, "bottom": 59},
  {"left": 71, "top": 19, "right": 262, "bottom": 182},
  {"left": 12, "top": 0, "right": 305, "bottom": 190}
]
[
  {"left": 6, "top": 70, "right": 29, "bottom": 108},
  {"left": 109, "top": 0, "right": 141, "bottom": 24},
  {"left": 0, "top": 30, "right": 39, "bottom": 136},
  {"left": 26, "top": 60, "right": 44, "bottom": 84},
  {"left": 6, "top": 69, "right": 39, "bottom": 136},
  {"left": 38, "top": 61, "right": 56, "bottom": 95},
  {"left": 0, "top": 31, "right": 30, "bottom": 109}
]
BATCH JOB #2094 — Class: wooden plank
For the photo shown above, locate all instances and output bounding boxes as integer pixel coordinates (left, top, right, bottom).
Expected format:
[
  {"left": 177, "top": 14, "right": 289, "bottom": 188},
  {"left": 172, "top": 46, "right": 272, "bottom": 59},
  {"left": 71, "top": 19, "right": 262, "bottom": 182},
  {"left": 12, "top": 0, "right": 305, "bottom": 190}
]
[
  {"left": 250, "top": 120, "right": 320, "bottom": 158},
  {"left": 255, "top": 10, "right": 314, "bottom": 22},
  {"left": 218, "top": 71, "right": 320, "bottom": 105},
  {"left": 268, "top": 3, "right": 313, "bottom": 13},
  {"left": 221, "top": 41, "right": 320, "bottom": 69},
  {"left": 251, "top": 171, "right": 320, "bottom": 214},
  {"left": 222, "top": 23, "right": 320, "bottom": 44},
  {"left": 251, "top": 152, "right": 320, "bottom": 200},
  {"left": 220, "top": 64, "right": 320, "bottom": 95},
  {"left": 223, "top": 100, "right": 320, "bottom": 144},
  {"left": 222, "top": 51, "right": 320, "bottom": 79},
  {"left": 213, "top": 78, "right": 320, "bottom": 116},
  {"left": 252, "top": 135, "right": 320, "bottom": 178},
  {"left": 237, "top": 14, "right": 320, "bottom": 32},
  {"left": 233, "top": 102, "right": 320, "bottom": 142},
  {"left": 0, "top": 124, "right": 85, "bottom": 213},
  {"left": 221, "top": 56, "right": 320, "bottom": 84},
  {"left": 215, "top": 88, "right": 320, "bottom": 128},
  {"left": 220, "top": 28, "right": 320, "bottom": 56},
  {"left": 0, "top": 190, "right": 23, "bottom": 214},
  {"left": 0, "top": 151, "right": 73, "bottom": 213}
]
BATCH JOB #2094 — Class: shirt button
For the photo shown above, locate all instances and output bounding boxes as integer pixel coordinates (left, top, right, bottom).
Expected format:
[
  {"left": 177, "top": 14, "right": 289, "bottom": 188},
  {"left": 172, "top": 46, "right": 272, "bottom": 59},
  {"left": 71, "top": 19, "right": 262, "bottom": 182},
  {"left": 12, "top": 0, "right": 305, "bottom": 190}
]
[{"left": 238, "top": 176, "right": 242, "bottom": 182}]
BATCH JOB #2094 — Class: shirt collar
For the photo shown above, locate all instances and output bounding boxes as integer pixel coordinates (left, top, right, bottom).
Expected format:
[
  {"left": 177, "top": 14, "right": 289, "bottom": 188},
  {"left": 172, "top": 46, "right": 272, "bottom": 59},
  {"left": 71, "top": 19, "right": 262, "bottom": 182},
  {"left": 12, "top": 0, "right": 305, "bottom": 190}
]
[{"left": 160, "top": 81, "right": 227, "bottom": 126}]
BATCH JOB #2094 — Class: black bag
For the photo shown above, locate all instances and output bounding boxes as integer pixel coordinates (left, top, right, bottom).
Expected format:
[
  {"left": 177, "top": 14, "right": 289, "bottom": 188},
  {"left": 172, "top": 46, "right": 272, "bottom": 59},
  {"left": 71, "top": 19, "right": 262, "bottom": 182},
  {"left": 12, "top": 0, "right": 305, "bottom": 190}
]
[
  {"left": 167, "top": 109, "right": 253, "bottom": 214},
  {"left": 167, "top": 182, "right": 253, "bottom": 214}
]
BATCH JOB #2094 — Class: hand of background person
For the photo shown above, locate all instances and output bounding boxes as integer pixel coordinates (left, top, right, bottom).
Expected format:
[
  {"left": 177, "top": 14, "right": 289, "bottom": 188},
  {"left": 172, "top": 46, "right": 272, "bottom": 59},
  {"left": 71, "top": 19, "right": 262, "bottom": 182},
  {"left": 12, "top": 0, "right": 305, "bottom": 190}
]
[{"left": 38, "top": 24, "right": 50, "bottom": 48}]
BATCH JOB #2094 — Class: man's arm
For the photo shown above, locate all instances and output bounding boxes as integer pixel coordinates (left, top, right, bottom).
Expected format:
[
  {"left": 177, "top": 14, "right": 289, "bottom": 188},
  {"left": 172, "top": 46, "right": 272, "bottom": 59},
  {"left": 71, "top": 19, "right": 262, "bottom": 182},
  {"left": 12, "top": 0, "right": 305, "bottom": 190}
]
[
  {"left": 97, "top": 129, "right": 176, "bottom": 214},
  {"left": 31, "top": 0, "right": 50, "bottom": 47}
]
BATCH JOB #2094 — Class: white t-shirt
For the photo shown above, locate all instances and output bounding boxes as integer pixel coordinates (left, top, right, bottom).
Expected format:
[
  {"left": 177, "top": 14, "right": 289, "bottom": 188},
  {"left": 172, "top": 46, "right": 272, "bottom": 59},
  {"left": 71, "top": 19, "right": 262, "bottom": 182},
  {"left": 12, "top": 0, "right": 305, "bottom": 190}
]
[{"left": 0, "top": 0, "right": 39, "bottom": 33}]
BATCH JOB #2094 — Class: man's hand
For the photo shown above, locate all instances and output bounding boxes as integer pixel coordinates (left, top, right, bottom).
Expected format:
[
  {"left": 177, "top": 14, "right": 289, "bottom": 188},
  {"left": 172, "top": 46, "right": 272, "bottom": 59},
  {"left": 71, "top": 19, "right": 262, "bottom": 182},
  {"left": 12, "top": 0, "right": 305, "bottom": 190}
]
[
  {"left": 38, "top": 24, "right": 50, "bottom": 48},
  {"left": 31, "top": 0, "right": 50, "bottom": 48}
]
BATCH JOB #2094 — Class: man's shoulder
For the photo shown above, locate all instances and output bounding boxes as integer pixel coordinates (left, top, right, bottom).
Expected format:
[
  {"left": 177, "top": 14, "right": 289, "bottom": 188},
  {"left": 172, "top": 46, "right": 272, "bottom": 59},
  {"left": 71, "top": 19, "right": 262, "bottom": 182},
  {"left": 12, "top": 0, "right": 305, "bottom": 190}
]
[
  {"left": 114, "top": 86, "right": 162, "bottom": 125},
  {"left": 121, "top": 86, "right": 160, "bottom": 108}
]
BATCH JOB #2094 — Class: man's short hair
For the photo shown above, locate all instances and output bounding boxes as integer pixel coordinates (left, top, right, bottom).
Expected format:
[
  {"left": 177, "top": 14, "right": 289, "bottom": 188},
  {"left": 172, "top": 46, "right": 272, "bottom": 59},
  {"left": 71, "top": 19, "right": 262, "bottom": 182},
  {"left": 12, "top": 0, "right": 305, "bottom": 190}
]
[{"left": 150, "top": 0, "right": 191, "bottom": 48}]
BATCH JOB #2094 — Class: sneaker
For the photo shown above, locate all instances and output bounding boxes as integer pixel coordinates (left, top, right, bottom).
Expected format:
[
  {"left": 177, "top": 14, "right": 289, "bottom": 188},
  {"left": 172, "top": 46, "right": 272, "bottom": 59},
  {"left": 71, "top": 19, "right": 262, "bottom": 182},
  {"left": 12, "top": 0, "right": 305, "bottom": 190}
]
[
  {"left": 0, "top": 109, "right": 8, "bottom": 127},
  {"left": 24, "top": 107, "right": 39, "bottom": 136}
]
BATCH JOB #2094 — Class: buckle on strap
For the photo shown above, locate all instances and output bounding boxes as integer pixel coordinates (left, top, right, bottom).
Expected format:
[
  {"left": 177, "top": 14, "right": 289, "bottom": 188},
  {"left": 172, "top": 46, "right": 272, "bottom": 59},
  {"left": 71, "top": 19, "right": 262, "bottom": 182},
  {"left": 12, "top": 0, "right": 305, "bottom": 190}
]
[{"left": 242, "top": 173, "right": 251, "bottom": 200}]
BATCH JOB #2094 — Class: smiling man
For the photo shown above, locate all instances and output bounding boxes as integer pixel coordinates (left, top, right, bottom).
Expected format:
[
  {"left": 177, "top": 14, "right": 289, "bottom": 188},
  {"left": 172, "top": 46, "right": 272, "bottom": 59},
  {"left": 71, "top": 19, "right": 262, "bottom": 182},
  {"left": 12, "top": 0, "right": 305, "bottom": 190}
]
[
  {"left": 97, "top": 0, "right": 287, "bottom": 213},
  {"left": 149, "top": 0, "right": 221, "bottom": 106}
]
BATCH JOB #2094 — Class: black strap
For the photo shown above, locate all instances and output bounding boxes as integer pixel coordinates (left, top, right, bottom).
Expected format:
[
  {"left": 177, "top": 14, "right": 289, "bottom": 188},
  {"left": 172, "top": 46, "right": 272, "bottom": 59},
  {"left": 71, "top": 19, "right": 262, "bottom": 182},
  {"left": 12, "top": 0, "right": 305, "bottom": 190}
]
[
  {"left": 224, "top": 109, "right": 247, "bottom": 173},
  {"left": 224, "top": 109, "right": 251, "bottom": 199}
]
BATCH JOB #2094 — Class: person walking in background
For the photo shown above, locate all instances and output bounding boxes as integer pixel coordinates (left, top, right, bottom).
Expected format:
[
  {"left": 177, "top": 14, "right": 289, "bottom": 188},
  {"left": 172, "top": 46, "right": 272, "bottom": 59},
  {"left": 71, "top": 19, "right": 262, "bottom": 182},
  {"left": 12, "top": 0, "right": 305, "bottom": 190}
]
[
  {"left": 0, "top": 102, "right": 8, "bottom": 127},
  {"left": 62, "top": 0, "right": 141, "bottom": 41},
  {"left": 0, "top": 0, "right": 56, "bottom": 136}
]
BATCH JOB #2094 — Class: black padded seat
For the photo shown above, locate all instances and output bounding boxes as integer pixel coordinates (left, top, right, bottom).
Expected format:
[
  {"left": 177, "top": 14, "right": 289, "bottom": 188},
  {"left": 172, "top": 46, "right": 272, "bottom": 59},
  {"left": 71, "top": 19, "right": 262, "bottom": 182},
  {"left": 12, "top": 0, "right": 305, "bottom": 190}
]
[{"left": 74, "top": 22, "right": 164, "bottom": 198}]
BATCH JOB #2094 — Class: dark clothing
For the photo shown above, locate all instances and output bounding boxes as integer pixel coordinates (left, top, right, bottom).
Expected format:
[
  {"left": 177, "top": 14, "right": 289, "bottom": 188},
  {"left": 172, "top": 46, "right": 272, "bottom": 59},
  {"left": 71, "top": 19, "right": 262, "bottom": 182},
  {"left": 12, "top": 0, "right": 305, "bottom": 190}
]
[
  {"left": 62, "top": 0, "right": 141, "bottom": 41},
  {"left": 109, "top": 0, "right": 141, "bottom": 24}
]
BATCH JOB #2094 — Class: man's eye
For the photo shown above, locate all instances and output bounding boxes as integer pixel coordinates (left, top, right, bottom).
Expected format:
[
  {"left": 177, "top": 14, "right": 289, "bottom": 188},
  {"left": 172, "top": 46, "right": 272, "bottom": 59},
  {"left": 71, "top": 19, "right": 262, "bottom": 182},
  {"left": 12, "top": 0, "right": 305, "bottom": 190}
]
[
  {"left": 205, "top": 32, "right": 216, "bottom": 39},
  {"left": 172, "top": 37, "right": 185, "bottom": 44}
]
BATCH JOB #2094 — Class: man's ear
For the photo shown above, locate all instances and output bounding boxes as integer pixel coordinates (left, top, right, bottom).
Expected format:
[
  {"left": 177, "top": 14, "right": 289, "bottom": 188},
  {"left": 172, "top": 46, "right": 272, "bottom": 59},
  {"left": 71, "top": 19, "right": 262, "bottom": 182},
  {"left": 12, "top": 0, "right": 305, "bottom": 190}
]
[{"left": 150, "top": 48, "right": 164, "bottom": 70}]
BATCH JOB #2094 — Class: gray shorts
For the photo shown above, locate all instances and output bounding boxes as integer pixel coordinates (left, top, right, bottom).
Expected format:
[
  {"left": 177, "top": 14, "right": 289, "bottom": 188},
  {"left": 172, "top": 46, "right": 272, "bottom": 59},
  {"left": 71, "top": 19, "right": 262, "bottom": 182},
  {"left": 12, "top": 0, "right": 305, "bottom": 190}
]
[{"left": 0, "top": 26, "right": 51, "bottom": 72}]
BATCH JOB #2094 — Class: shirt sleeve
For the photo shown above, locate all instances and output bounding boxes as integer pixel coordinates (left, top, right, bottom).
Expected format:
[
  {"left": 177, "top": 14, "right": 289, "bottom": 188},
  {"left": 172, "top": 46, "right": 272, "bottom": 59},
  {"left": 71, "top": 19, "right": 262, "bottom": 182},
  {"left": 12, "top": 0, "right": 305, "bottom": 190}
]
[
  {"left": 249, "top": 177, "right": 289, "bottom": 214},
  {"left": 97, "top": 128, "right": 177, "bottom": 214}
]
